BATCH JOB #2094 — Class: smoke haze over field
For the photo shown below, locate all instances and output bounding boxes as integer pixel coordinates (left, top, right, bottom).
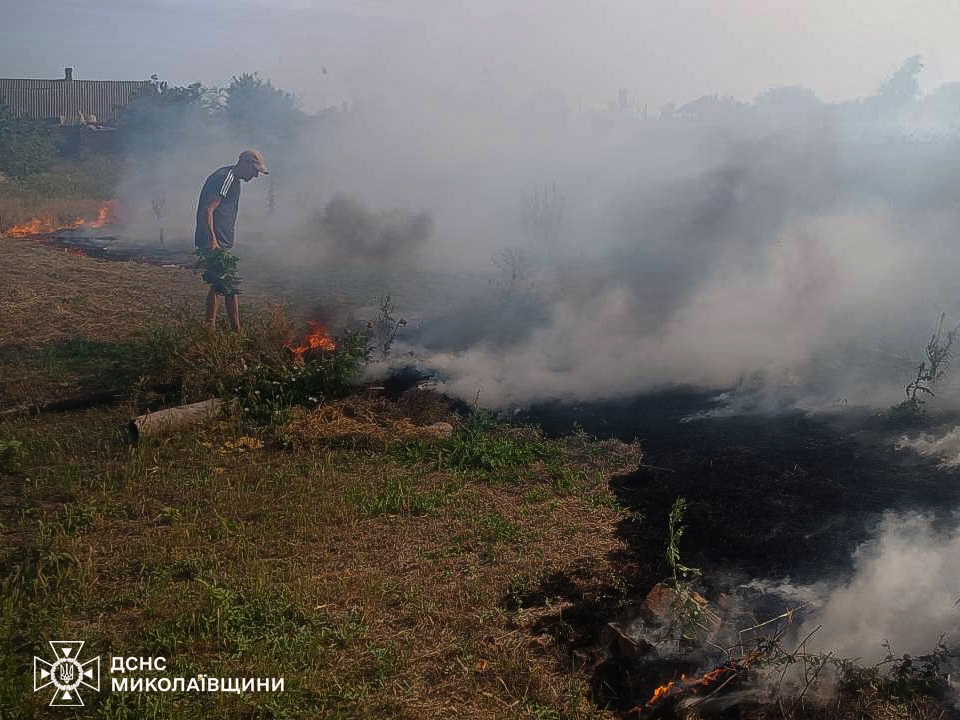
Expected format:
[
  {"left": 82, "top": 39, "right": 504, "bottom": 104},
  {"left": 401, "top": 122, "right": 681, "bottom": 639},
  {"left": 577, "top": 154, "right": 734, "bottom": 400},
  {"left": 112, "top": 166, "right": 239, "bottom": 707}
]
[
  {"left": 109, "top": 54, "right": 960, "bottom": 409},
  {"left": 11, "top": 4, "right": 960, "bottom": 408}
]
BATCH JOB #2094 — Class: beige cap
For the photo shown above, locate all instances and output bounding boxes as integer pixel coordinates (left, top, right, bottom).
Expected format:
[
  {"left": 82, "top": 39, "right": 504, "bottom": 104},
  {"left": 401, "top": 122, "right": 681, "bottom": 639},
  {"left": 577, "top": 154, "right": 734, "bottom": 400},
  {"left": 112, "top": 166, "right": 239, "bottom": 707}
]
[{"left": 239, "top": 149, "right": 269, "bottom": 175}]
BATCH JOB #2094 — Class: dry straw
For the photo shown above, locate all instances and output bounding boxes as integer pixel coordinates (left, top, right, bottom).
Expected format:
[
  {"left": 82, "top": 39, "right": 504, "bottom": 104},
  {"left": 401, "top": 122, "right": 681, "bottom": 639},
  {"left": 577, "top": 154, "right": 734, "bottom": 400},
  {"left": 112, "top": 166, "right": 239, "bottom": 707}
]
[{"left": 286, "top": 395, "right": 454, "bottom": 450}]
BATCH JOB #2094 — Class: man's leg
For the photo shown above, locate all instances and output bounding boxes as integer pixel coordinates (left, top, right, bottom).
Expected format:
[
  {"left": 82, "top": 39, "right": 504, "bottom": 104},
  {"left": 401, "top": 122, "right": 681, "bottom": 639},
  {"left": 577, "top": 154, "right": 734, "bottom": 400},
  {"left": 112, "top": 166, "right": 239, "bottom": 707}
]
[
  {"left": 205, "top": 286, "right": 220, "bottom": 328},
  {"left": 225, "top": 294, "right": 241, "bottom": 333}
]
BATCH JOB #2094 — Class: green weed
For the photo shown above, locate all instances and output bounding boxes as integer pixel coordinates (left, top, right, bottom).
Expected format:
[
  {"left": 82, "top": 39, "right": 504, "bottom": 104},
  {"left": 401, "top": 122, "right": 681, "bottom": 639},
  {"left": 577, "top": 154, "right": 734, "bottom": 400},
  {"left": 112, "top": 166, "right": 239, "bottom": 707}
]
[
  {"left": 345, "top": 474, "right": 454, "bottom": 516},
  {"left": 663, "top": 497, "right": 710, "bottom": 642},
  {"left": 0, "top": 439, "right": 25, "bottom": 473}
]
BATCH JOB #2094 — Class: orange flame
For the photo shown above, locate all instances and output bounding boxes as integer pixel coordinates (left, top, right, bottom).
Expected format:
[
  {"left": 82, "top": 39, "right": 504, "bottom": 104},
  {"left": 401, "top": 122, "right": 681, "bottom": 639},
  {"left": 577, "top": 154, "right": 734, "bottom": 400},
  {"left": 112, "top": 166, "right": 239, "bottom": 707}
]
[
  {"left": 5, "top": 200, "right": 118, "bottom": 238},
  {"left": 644, "top": 665, "right": 737, "bottom": 709},
  {"left": 649, "top": 678, "right": 680, "bottom": 704},
  {"left": 86, "top": 200, "right": 117, "bottom": 228},
  {"left": 288, "top": 322, "right": 336, "bottom": 360},
  {"left": 5, "top": 216, "right": 63, "bottom": 237}
]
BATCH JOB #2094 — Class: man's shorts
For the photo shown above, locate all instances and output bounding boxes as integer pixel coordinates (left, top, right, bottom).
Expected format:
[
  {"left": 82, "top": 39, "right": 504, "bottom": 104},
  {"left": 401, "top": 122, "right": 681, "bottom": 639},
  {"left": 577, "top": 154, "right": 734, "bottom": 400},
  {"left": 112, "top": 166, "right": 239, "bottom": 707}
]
[{"left": 195, "top": 247, "right": 242, "bottom": 296}]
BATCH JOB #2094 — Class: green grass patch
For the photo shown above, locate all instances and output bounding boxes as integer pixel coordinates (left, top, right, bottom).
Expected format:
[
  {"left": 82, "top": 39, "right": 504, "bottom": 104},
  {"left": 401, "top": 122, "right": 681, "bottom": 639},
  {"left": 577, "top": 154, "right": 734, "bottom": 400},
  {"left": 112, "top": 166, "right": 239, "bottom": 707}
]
[
  {"left": 474, "top": 512, "right": 521, "bottom": 545},
  {"left": 393, "top": 412, "right": 562, "bottom": 483},
  {"left": 143, "top": 581, "right": 321, "bottom": 657},
  {"left": 345, "top": 473, "right": 458, "bottom": 516}
]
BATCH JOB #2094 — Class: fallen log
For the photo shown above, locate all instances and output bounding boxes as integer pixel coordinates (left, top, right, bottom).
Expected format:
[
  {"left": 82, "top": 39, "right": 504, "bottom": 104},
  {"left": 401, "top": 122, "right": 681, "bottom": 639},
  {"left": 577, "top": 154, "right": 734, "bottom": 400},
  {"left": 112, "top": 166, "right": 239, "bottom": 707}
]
[{"left": 128, "top": 399, "right": 223, "bottom": 442}]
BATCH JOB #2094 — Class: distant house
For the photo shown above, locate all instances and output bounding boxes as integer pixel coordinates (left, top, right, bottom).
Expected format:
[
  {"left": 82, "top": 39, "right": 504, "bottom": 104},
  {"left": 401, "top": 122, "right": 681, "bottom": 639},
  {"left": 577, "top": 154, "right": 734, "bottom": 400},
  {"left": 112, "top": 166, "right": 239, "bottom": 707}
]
[{"left": 0, "top": 68, "right": 150, "bottom": 126}]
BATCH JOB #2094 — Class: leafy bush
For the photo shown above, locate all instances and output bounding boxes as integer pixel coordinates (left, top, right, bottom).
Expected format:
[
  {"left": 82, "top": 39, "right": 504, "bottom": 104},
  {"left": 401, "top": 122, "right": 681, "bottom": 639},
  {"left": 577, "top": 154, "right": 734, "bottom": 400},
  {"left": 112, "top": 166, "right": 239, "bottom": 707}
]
[
  {"left": 119, "top": 306, "right": 293, "bottom": 396},
  {"left": 113, "top": 307, "right": 370, "bottom": 427},
  {"left": 231, "top": 329, "right": 369, "bottom": 426},
  {"left": 0, "top": 106, "right": 57, "bottom": 178}
]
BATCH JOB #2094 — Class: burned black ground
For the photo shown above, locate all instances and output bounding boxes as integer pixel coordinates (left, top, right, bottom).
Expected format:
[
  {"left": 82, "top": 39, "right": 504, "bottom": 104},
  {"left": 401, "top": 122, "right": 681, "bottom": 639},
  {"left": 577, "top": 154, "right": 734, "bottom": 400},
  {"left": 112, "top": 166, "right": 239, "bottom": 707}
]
[
  {"left": 523, "top": 388, "right": 960, "bottom": 583},
  {"left": 517, "top": 388, "right": 960, "bottom": 712}
]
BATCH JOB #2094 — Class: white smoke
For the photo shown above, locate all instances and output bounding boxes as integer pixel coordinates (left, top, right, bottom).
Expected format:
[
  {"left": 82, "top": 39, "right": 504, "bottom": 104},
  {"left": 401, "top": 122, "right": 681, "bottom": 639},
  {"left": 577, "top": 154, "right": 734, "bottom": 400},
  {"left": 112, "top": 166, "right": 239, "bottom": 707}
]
[
  {"left": 898, "top": 427, "right": 960, "bottom": 467},
  {"left": 104, "top": 46, "right": 960, "bottom": 411},
  {"left": 789, "top": 512, "right": 960, "bottom": 663},
  {"left": 421, "top": 206, "right": 913, "bottom": 407}
]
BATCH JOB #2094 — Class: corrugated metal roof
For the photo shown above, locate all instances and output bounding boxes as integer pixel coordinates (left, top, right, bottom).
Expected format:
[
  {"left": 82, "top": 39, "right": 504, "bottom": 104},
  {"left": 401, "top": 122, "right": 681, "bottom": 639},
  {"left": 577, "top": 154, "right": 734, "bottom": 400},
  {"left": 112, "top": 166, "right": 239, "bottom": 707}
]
[{"left": 0, "top": 78, "right": 151, "bottom": 124}]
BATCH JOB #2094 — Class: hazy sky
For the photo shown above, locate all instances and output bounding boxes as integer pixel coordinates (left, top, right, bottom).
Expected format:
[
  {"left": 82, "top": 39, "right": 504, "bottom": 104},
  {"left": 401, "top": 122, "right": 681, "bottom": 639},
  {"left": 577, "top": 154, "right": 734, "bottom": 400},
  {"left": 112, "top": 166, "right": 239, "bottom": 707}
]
[{"left": 3, "top": 0, "right": 960, "bottom": 112}]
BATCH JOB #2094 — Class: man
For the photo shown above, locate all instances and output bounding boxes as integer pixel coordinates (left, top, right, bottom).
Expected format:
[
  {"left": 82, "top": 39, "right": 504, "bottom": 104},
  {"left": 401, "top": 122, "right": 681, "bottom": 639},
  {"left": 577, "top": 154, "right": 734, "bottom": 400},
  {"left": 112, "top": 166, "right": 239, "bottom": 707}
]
[{"left": 195, "top": 149, "right": 268, "bottom": 331}]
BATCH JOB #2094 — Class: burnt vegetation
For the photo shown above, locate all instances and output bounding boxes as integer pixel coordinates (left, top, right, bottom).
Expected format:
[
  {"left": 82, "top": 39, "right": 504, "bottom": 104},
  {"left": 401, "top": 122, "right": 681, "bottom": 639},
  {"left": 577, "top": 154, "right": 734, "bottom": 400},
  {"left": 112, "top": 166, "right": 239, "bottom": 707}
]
[
  {"left": 516, "top": 391, "right": 960, "bottom": 717},
  {"left": 888, "top": 312, "right": 960, "bottom": 426}
]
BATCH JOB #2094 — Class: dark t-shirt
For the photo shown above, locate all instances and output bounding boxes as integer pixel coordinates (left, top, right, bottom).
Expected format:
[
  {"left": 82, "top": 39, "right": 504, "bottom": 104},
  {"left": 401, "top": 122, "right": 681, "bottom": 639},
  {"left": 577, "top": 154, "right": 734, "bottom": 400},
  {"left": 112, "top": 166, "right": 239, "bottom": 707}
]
[{"left": 195, "top": 166, "right": 241, "bottom": 250}]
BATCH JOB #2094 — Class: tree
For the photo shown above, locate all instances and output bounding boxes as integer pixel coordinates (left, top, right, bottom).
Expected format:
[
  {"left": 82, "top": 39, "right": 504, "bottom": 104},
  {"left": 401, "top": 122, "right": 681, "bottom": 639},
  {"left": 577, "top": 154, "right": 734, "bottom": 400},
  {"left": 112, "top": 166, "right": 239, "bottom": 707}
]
[
  {"left": 919, "top": 82, "right": 960, "bottom": 126},
  {"left": 753, "top": 85, "right": 821, "bottom": 115},
  {"left": 876, "top": 55, "right": 923, "bottom": 110},
  {"left": 116, "top": 76, "right": 212, "bottom": 152},
  {"left": 0, "top": 104, "right": 57, "bottom": 178},
  {"left": 221, "top": 72, "right": 304, "bottom": 143},
  {"left": 677, "top": 94, "right": 749, "bottom": 122}
]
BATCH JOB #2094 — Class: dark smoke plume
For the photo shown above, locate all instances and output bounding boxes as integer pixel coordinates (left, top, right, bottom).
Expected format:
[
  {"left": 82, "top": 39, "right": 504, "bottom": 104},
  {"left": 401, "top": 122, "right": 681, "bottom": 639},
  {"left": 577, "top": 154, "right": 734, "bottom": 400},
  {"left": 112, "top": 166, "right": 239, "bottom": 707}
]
[{"left": 315, "top": 193, "right": 433, "bottom": 266}]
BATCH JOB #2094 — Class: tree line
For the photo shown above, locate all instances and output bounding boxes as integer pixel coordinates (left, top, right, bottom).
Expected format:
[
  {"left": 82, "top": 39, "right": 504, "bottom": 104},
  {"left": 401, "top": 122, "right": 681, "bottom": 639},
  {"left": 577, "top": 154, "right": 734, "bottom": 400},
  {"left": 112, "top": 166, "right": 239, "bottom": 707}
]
[{"left": 0, "top": 72, "right": 309, "bottom": 179}]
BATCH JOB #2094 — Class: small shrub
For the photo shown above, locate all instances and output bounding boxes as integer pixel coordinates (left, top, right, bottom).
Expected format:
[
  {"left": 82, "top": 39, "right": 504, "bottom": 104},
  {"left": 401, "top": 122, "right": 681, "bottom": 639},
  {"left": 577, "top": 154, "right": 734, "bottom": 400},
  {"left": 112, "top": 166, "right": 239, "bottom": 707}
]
[
  {"left": 370, "top": 295, "right": 406, "bottom": 359},
  {"left": 886, "top": 397, "right": 928, "bottom": 427},
  {"left": 837, "top": 638, "right": 956, "bottom": 705},
  {"left": 230, "top": 329, "right": 370, "bottom": 427},
  {"left": 121, "top": 308, "right": 370, "bottom": 426}
]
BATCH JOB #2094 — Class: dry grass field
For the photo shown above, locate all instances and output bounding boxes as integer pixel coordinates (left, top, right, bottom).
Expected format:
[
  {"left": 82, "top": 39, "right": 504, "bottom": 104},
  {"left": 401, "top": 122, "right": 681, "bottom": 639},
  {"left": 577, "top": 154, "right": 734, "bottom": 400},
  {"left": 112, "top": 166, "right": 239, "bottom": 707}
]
[
  {"left": 2, "top": 239, "right": 956, "bottom": 720},
  {"left": 0, "top": 239, "right": 644, "bottom": 719}
]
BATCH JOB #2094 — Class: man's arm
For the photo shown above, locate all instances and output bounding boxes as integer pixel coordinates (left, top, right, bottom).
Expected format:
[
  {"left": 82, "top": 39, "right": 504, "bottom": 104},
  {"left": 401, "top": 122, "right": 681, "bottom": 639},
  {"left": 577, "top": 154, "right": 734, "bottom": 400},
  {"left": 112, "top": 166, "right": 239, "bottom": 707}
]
[{"left": 205, "top": 195, "right": 222, "bottom": 250}]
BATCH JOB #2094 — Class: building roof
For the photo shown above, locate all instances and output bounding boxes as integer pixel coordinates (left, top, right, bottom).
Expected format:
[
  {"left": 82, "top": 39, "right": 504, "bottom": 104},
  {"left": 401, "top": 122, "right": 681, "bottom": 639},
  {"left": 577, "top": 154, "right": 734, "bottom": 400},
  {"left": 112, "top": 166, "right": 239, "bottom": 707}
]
[{"left": 0, "top": 69, "right": 150, "bottom": 124}]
